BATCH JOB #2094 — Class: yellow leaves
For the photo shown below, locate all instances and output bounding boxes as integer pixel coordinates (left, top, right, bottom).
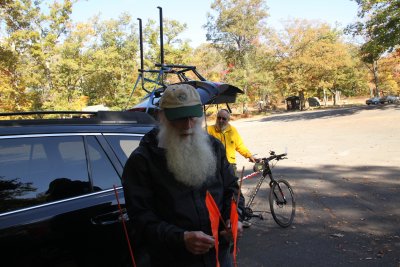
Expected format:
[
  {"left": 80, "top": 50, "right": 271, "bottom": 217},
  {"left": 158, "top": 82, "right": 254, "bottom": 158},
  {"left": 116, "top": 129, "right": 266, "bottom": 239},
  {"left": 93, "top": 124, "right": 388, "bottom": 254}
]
[
  {"left": 378, "top": 50, "right": 400, "bottom": 95},
  {"left": 0, "top": 70, "right": 32, "bottom": 112},
  {"left": 272, "top": 19, "right": 365, "bottom": 97}
]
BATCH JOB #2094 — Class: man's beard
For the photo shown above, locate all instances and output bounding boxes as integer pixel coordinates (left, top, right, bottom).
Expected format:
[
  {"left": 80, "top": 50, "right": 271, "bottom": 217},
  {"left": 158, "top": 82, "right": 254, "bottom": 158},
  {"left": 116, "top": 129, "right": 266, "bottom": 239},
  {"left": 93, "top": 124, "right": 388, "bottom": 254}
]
[
  {"left": 158, "top": 118, "right": 217, "bottom": 187},
  {"left": 217, "top": 121, "right": 228, "bottom": 131}
]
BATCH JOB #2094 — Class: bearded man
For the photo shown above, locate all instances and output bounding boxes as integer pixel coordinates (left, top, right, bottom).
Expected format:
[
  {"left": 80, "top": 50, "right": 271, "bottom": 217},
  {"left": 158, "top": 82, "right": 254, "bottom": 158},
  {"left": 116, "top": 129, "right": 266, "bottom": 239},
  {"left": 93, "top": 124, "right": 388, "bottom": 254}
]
[
  {"left": 122, "top": 84, "right": 244, "bottom": 267},
  {"left": 207, "top": 109, "right": 256, "bottom": 170}
]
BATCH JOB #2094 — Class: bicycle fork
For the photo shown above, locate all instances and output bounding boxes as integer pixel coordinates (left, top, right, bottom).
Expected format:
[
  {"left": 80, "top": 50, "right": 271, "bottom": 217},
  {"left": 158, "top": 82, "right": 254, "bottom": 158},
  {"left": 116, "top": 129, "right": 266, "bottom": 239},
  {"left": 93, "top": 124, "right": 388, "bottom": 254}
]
[{"left": 272, "top": 182, "right": 288, "bottom": 206}]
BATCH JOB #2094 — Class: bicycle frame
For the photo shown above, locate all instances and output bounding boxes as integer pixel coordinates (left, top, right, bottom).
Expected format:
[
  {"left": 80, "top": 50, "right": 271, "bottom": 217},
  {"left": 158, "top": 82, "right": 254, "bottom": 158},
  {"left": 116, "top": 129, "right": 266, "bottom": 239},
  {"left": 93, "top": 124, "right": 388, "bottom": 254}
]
[
  {"left": 242, "top": 152, "right": 296, "bottom": 227},
  {"left": 242, "top": 152, "right": 291, "bottom": 220},
  {"left": 243, "top": 161, "right": 274, "bottom": 209}
]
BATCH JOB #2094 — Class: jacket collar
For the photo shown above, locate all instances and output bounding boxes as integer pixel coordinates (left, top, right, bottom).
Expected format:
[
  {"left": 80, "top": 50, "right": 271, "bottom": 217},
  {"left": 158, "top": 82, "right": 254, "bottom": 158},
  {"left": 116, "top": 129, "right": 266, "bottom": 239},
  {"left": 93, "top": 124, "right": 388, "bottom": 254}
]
[{"left": 216, "top": 124, "right": 232, "bottom": 134}]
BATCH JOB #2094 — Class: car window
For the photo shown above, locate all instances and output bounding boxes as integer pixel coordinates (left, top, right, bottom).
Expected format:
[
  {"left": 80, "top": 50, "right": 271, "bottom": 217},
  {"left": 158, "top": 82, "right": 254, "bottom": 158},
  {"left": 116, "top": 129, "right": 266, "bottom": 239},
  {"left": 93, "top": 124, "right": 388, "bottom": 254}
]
[
  {"left": 87, "top": 136, "right": 121, "bottom": 190},
  {"left": 104, "top": 135, "right": 141, "bottom": 165},
  {"left": 0, "top": 136, "right": 90, "bottom": 213}
]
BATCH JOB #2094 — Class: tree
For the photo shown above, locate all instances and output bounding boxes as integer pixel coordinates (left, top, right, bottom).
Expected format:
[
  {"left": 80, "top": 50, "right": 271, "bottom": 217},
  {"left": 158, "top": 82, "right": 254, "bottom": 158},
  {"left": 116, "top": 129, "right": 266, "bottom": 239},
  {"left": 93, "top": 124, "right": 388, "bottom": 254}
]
[
  {"left": 1, "top": 1, "right": 195, "bottom": 112},
  {"left": 190, "top": 43, "right": 225, "bottom": 82},
  {"left": 348, "top": 0, "right": 400, "bottom": 54},
  {"left": 205, "top": 0, "right": 268, "bottom": 68},
  {"left": 236, "top": 94, "right": 250, "bottom": 114},
  {"left": 378, "top": 49, "right": 400, "bottom": 96},
  {"left": 0, "top": 44, "right": 32, "bottom": 112},
  {"left": 0, "top": 0, "right": 75, "bottom": 111},
  {"left": 269, "top": 20, "right": 367, "bottom": 108},
  {"left": 204, "top": 0, "right": 271, "bottom": 109},
  {"left": 75, "top": 14, "right": 139, "bottom": 109},
  {"left": 346, "top": 0, "right": 400, "bottom": 97},
  {"left": 140, "top": 18, "right": 193, "bottom": 88}
]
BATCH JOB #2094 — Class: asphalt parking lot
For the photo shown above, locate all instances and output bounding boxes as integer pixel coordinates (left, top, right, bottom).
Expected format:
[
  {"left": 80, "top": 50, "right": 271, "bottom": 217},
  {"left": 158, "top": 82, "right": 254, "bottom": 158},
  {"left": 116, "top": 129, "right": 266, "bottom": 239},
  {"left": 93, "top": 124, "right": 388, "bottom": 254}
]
[{"left": 231, "top": 104, "right": 400, "bottom": 267}]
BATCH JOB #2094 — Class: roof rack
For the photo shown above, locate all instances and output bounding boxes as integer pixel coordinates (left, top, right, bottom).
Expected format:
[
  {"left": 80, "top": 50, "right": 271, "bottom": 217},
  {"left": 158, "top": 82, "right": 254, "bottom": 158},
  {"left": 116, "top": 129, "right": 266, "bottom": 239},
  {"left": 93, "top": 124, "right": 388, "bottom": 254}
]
[
  {"left": 0, "top": 111, "right": 156, "bottom": 126},
  {"left": 124, "top": 6, "right": 243, "bottom": 115}
]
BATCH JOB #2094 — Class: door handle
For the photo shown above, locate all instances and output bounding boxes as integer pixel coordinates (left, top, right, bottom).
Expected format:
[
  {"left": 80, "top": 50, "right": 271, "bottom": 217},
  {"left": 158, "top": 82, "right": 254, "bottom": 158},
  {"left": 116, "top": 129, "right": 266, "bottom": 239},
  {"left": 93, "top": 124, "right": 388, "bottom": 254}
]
[{"left": 91, "top": 209, "right": 129, "bottom": 225}]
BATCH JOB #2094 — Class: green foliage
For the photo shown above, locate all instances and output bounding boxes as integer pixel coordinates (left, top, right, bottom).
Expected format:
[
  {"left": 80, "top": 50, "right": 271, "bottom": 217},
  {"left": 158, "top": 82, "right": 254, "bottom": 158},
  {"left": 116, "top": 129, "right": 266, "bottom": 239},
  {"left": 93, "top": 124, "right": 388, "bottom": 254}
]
[
  {"left": 70, "top": 15, "right": 139, "bottom": 109},
  {"left": 0, "top": 0, "right": 75, "bottom": 110},
  {"left": 236, "top": 93, "right": 250, "bottom": 114},
  {"left": 345, "top": 1, "right": 400, "bottom": 96},
  {"left": 144, "top": 18, "right": 192, "bottom": 67},
  {"left": 0, "top": 0, "right": 391, "bottom": 114},
  {"left": 347, "top": 0, "right": 400, "bottom": 57},
  {"left": 206, "top": 0, "right": 268, "bottom": 67},
  {"left": 378, "top": 49, "right": 400, "bottom": 95},
  {"left": 190, "top": 44, "right": 225, "bottom": 81},
  {"left": 268, "top": 19, "right": 368, "bottom": 104}
]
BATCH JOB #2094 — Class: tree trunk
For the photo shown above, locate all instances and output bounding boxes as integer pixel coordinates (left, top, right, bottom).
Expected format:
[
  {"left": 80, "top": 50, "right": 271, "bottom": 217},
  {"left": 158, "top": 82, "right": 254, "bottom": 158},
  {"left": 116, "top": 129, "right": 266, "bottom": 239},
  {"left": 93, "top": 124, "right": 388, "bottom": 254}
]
[
  {"left": 333, "top": 90, "right": 341, "bottom": 106},
  {"left": 373, "top": 60, "right": 379, "bottom": 97},
  {"left": 299, "top": 91, "right": 305, "bottom": 111},
  {"left": 332, "top": 91, "right": 336, "bottom": 106}
]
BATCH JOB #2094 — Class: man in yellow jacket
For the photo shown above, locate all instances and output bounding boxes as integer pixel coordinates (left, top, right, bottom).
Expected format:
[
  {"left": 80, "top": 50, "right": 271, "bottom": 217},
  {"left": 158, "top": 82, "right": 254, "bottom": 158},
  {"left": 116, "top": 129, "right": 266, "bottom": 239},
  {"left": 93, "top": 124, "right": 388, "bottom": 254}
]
[
  {"left": 207, "top": 109, "right": 256, "bottom": 228},
  {"left": 207, "top": 109, "right": 256, "bottom": 170}
]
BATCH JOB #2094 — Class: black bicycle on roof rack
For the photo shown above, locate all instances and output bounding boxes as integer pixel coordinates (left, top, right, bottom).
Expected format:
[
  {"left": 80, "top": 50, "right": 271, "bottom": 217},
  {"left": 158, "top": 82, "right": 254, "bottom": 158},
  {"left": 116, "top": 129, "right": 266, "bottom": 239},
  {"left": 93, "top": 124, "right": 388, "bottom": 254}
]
[{"left": 125, "top": 7, "right": 244, "bottom": 117}]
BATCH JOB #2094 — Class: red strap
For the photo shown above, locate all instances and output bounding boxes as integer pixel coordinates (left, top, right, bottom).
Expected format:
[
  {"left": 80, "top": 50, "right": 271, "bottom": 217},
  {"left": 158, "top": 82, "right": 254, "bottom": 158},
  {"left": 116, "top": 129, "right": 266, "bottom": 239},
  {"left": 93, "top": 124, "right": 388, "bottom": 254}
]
[{"left": 113, "top": 185, "right": 136, "bottom": 267}]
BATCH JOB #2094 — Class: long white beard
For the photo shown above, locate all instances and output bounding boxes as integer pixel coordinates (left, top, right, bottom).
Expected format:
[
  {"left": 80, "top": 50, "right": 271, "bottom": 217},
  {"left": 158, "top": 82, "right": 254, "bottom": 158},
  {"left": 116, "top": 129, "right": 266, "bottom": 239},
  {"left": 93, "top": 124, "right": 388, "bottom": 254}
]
[{"left": 158, "top": 118, "right": 217, "bottom": 187}]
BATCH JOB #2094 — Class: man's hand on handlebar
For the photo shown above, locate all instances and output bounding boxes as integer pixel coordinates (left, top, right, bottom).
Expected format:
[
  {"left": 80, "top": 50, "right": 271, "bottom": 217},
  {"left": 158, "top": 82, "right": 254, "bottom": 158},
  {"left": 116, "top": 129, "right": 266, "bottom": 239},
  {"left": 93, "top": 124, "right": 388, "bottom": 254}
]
[{"left": 248, "top": 156, "right": 258, "bottom": 163}]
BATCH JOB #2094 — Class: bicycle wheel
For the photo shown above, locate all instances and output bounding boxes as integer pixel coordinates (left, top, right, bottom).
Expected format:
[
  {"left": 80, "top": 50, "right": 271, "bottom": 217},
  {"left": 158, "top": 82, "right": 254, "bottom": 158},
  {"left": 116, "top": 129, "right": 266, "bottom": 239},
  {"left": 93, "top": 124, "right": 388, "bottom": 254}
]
[{"left": 269, "top": 179, "right": 295, "bottom": 228}]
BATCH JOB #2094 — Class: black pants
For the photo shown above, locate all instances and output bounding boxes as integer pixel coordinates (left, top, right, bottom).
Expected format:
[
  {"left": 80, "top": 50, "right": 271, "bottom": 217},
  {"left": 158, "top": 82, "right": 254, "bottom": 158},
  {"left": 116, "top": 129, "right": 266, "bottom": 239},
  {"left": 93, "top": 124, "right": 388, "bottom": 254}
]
[{"left": 231, "top": 163, "right": 238, "bottom": 177}]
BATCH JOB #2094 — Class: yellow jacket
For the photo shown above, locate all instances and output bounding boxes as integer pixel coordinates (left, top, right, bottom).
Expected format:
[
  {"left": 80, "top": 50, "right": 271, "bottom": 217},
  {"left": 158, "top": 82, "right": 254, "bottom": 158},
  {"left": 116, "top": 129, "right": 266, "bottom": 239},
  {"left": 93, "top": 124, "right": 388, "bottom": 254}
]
[{"left": 207, "top": 124, "right": 252, "bottom": 164}]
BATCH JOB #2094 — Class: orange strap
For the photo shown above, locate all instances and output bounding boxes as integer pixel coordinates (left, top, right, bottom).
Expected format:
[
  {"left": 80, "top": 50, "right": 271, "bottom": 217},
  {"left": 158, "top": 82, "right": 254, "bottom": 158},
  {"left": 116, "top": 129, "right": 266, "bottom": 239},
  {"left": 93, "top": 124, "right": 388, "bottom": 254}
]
[
  {"left": 205, "top": 191, "right": 221, "bottom": 267},
  {"left": 230, "top": 199, "right": 239, "bottom": 267}
]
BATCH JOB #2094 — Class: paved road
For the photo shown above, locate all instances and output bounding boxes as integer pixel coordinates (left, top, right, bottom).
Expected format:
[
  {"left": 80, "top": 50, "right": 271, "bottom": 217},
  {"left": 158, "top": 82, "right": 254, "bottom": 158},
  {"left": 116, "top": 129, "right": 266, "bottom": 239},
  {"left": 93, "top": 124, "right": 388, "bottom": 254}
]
[{"left": 231, "top": 105, "right": 400, "bottom": 267}]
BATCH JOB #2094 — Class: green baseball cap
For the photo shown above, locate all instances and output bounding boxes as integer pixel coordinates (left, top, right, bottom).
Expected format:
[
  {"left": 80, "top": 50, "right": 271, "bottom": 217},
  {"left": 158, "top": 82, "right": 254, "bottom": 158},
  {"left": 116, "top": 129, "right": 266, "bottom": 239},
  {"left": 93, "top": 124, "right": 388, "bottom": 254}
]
[{"left": 159, "top": 84, "right": 203, "bottom": 120}]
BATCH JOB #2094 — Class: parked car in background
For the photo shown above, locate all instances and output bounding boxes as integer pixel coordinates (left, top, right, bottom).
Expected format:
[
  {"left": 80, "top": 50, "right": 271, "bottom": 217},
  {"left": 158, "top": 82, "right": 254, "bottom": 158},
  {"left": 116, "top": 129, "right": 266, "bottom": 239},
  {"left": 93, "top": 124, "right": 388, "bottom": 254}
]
[
  {"left": 366, "top": 97, "right": 380, "bottom": 105},
  {"left": 0, "top": 111, "right": 155, "bottom": 267},
  {"left": 308, "top": 97, "right": 321, "bottom": 107},
  {"left": 379, "top": 95, "right": 399, "bottom": 104}
]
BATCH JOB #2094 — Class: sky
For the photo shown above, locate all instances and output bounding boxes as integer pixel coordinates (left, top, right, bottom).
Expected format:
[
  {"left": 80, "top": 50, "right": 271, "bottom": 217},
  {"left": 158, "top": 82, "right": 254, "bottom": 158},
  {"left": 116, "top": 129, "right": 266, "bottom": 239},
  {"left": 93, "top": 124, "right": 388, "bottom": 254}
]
[{"left": 70, "top": 0, "right": 360, "bottom": 47}]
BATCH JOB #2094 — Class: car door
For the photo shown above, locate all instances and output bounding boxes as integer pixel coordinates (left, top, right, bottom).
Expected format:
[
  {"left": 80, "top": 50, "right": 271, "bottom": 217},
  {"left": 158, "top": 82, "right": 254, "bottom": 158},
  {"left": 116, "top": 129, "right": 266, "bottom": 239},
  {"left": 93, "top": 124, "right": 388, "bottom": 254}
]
[{"left": 0, "top": 134, "right": 141, "bottom": 266}]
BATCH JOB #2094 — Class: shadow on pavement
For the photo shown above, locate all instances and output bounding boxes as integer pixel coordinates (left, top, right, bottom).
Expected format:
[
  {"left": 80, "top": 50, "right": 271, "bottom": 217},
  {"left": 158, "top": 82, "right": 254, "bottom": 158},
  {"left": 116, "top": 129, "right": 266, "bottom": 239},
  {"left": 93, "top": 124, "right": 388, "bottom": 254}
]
[{"left": 239, "top": 164, "right": 400, "bottom": 267}]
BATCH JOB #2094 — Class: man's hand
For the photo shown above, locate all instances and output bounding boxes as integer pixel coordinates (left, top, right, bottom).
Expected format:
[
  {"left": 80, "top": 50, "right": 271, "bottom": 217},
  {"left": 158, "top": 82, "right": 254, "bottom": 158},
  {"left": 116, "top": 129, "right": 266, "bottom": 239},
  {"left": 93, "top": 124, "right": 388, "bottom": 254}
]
[
  {"left": 184, "top": 231, "right": 215, "bottom": 255},
  {"left": 248, "top": 156, "right": 257, "bottom": 163}
]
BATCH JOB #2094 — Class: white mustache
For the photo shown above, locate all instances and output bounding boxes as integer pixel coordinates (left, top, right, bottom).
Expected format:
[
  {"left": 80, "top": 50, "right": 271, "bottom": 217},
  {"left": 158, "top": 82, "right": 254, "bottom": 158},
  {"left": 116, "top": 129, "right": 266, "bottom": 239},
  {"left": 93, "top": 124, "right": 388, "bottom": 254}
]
[{"left": 180, "top": 129, "right": 194, "bottom": 135}]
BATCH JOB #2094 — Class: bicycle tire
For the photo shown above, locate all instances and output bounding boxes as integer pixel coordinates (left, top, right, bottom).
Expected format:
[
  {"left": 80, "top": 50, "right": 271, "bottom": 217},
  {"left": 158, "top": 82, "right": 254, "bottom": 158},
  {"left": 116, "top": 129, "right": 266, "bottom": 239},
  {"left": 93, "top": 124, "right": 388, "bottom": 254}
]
[{"left": 269, "top": 179, "right": 296, "bottom": 228}]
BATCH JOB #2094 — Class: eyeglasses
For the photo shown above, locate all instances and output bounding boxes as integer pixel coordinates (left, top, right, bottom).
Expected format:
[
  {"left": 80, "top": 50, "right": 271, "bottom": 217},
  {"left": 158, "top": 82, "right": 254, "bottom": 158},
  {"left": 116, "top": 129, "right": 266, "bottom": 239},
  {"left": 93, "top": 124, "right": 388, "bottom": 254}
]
[{"left": 217, "top": 116, "right": 228, "bottom": 121}]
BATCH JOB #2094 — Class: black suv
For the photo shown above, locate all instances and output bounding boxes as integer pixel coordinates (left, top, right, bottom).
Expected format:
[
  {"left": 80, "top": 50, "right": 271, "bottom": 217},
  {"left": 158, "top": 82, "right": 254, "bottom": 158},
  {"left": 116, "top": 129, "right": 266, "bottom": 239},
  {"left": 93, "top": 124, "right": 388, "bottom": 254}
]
[{"left": 0, "top": 111, "right": 155, "bottom": 267}]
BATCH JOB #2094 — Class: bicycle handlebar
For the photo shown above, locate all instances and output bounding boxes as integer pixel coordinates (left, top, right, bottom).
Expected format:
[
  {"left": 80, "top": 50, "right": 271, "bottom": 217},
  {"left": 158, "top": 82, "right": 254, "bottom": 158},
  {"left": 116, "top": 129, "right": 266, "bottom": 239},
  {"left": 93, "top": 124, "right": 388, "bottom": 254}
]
[
  {"left": 265, "top": 153, "right": 287, "bottom": 161},
  {"left": 255, "top": 151, "right": 287, "bottom": 163},
  {"left": 252, "top": 151, "right": 287, "bottom": 173}
]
